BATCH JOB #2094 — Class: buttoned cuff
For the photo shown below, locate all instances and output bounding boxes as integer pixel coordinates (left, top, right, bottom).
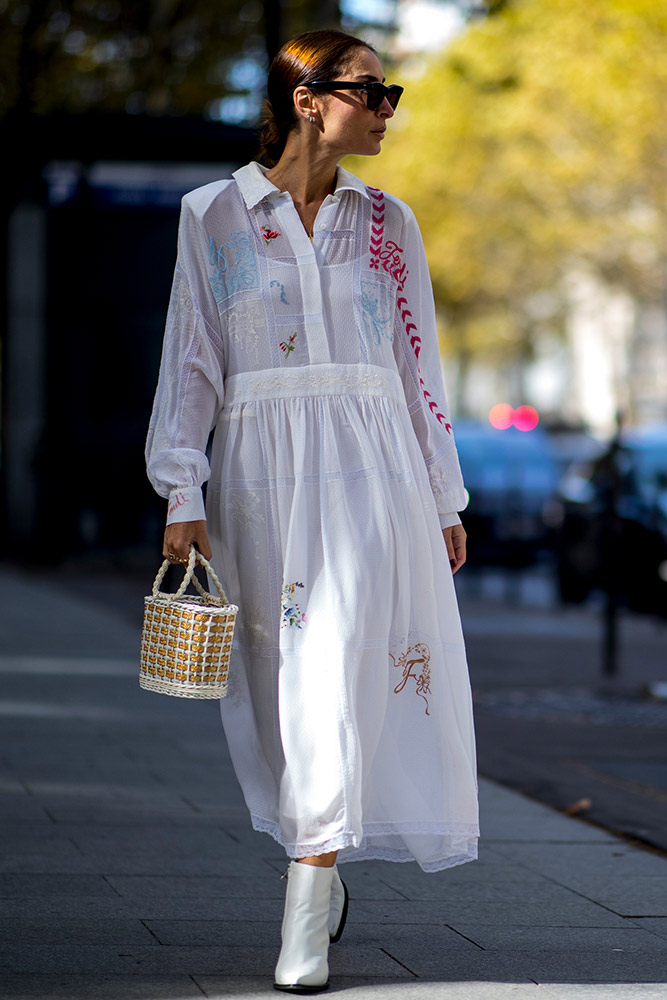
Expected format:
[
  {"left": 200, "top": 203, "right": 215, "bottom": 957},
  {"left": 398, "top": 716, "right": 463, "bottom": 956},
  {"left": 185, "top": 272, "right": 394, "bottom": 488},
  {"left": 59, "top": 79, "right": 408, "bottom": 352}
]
[
  {"left": 438, "top": 511, "right": 462, "bottom": 529},
  {"left": 166, "top": 487, "right": 206, "bottom": 525}
]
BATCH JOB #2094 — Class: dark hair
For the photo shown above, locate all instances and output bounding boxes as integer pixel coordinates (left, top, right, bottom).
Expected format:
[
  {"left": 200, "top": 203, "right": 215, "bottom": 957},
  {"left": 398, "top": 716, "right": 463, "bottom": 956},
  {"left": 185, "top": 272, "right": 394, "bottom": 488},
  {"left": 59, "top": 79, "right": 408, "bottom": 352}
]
[{"left": 257, "top": 29, "right": 375, "bottom": 167}]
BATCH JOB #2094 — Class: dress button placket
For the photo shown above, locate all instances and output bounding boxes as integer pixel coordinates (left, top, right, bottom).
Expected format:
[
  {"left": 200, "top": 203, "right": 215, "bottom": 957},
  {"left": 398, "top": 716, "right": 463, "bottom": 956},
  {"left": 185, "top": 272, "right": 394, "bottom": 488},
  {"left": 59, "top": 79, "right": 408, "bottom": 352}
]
[{"left": 272, "top": 198, "right": 332, "bottom": 366}]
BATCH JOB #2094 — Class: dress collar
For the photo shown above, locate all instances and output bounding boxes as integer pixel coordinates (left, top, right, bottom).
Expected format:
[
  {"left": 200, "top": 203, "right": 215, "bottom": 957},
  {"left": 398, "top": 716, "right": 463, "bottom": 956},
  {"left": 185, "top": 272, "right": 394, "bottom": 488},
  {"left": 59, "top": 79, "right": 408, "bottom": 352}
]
[
  {"left": 334, "top": 164, "right": 372, "bottom": 200},
  {"left": 232, "top": 160, "right": 371, "bottom": 210}
]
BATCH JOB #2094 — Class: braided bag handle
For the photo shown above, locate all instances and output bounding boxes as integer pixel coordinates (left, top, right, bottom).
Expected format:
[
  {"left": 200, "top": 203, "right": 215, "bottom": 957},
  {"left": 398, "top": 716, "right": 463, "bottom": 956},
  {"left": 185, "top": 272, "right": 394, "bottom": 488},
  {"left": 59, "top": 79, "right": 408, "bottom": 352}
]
[{"left": 152, "top": 546, "right": 230, "bottom": 605}]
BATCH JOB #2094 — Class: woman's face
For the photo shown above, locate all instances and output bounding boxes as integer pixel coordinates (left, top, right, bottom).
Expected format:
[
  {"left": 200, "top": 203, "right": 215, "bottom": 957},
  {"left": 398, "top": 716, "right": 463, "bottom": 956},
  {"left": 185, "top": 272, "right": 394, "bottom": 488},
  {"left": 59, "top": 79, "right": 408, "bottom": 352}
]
[{"left": 312, "top": 47, "right": 396, "bottom": 158}]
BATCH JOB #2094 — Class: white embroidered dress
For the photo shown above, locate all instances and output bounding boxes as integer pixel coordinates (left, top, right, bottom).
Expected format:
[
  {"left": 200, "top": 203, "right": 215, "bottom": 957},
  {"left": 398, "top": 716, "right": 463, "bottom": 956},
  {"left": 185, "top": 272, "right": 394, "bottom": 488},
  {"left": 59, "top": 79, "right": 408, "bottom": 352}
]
[{"left": 146, "top": 161, "right": 479, "bottom": 871}]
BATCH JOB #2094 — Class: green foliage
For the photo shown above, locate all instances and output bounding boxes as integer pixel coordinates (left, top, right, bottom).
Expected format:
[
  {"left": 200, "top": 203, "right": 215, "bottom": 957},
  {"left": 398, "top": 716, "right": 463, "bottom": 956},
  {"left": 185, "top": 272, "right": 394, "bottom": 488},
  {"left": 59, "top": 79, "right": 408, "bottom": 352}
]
[
  {"left": 0, "top": 0, "right": 341, "bottom": 117},
  {"left": 351, "top": 0, "right": 667, "bottom": 363}
]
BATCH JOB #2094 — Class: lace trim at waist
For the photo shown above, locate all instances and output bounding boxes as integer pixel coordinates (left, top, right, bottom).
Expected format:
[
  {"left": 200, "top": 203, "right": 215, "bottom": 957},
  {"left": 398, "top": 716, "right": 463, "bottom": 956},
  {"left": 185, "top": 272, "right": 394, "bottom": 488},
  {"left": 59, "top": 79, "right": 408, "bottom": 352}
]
[{"left": 222, "top": 363, "right": 404, "bottom": 407}]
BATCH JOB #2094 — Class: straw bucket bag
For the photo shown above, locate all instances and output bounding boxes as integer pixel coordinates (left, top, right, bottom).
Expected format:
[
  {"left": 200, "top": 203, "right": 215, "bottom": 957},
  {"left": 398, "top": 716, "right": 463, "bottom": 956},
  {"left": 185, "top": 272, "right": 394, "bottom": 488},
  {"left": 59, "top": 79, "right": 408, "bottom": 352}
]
[{"left": 139, "top": 547, "right": 237, "bottom": 699}]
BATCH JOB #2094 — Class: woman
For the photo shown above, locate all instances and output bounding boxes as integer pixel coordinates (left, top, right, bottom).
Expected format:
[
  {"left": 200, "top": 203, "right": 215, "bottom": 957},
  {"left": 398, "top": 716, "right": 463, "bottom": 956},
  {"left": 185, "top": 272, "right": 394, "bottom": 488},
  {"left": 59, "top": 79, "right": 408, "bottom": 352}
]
[{"left": 146, "top": 28, "right": 478, "bottom": 994}]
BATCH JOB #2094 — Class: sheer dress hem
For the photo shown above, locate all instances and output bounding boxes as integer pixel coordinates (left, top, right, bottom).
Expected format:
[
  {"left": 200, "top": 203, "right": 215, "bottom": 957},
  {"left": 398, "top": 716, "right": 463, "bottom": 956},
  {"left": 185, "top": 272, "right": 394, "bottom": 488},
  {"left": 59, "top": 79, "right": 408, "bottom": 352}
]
[{"left": 250, "top": 813, "right": 479, "bottom": 873}]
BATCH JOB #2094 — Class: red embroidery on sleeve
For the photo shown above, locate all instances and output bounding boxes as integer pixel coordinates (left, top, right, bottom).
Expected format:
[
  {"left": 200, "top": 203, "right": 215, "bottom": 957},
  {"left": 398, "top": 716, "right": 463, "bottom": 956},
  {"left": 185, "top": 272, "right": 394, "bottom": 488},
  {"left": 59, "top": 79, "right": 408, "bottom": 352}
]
[
  {"left": 168, "top": 493, "right": 190, "bottom": 517},
  {"left": 367, "top": 188, "right": 452, "bottom": 434}
]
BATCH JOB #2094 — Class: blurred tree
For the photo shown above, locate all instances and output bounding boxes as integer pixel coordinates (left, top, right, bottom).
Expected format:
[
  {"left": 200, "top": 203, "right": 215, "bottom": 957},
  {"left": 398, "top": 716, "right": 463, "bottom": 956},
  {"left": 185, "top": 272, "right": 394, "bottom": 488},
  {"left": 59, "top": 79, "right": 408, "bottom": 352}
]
[
  {"left": 351, "top": 0, "right": 667, "bottom": 401},
  {"left": 0, "top": 0, "right": 342, "bottom": 119}
]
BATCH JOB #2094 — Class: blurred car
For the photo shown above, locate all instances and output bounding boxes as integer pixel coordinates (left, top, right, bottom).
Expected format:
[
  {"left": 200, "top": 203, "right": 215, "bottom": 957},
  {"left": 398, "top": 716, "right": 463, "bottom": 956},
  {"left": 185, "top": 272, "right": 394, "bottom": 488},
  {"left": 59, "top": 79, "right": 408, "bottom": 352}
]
[
  {"left": 545, "top": 428, "right": 605, "bottom": 475},
  {"left": 554, "top": 424, "right": 667, "bottom": 615},
  {"left": 454, "top": 422, "right": 560, "bottom": 567}
]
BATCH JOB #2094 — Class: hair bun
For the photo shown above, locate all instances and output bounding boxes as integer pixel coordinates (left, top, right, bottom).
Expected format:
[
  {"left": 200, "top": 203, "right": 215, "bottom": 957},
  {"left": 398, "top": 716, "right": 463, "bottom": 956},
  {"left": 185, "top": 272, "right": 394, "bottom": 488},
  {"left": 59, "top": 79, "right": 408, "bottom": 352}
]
[{"left": 258, "top": 100, "right": 287, "bottom": 168}]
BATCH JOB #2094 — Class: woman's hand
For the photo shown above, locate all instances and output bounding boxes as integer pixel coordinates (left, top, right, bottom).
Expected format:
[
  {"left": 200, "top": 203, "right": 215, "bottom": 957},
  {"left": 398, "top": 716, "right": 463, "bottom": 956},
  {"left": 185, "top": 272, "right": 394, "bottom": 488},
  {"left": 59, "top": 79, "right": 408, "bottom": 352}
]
[
  {"left": 163, "top": 520, "right": 212, "bottom": 563},
  {"left": 443, "top": 523, "right": 467, "bottom": 575}
]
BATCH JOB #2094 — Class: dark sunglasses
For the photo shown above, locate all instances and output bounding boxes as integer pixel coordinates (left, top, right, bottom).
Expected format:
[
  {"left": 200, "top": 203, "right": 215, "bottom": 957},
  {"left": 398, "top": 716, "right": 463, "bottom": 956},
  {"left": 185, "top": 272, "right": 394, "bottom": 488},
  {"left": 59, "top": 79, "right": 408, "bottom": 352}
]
[{"left": 306, "top": 80, "right": 404, "bottom": 112}]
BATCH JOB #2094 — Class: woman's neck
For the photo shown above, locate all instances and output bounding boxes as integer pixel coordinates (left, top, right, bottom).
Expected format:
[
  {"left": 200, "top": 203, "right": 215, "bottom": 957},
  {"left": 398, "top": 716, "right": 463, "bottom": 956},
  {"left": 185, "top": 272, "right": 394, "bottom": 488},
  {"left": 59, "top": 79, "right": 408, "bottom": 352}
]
[{"left": 266, "top": 138, "right": 339, "bottom": 208}]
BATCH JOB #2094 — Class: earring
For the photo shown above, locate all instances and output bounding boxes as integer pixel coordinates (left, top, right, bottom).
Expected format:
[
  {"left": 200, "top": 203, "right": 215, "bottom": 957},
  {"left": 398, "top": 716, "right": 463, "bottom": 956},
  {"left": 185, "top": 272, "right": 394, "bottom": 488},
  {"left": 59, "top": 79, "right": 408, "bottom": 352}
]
[{"left": 308, "top": 115, "right": 316, "bottom": 123}]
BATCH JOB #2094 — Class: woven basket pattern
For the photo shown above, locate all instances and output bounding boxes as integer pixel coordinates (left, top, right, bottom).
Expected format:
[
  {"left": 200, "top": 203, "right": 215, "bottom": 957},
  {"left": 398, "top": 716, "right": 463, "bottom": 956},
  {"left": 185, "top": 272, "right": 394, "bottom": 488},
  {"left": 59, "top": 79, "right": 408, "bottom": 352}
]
[{"left": 139, "top": 549, "right": 237, "bottom": 699}]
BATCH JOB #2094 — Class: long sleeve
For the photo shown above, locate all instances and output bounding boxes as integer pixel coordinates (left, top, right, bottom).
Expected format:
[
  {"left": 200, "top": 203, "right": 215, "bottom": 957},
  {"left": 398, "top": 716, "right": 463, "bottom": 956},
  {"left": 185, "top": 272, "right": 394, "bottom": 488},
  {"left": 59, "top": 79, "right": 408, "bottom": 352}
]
[
  {"left": 145, "top": 196, "right": 225, "bottom": 524},
  {"left": 392, "top": 203, "right": 467, "bottom": 519}
]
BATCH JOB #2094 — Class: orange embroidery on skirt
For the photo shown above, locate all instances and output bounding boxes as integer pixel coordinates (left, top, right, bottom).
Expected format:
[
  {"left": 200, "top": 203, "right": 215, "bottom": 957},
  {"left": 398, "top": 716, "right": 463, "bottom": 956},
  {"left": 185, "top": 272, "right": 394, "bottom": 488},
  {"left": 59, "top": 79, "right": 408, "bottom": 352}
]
[{"left": 390, "top": 643, "right": 431, "bottom": 715}]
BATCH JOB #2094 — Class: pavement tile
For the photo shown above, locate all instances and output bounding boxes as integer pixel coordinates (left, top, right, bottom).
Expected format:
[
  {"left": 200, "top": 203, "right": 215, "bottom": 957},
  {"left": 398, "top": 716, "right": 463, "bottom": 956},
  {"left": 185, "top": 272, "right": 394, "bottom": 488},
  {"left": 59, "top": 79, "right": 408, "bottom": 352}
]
[
  {"left": 0, "top": 656, "right": 137, "bottom": 676},
  {"left": 0, "top": 943, "right": 409, "bottom": 978},
  {"left": 511, "top": 946, "right": 667, "bottom": 983},
  {"left": 114, "top": 732, "right": 226, "bottom": 759},
  {"left": 355, "top": 947, "right": 543, "bottom": 983},
  {"left": 64, "top": 853, "right": 257, "bottom": 877},
  {"left": 145, "top": 920, "right": 277, "bottom": 948},
  {"left": 128, "top": 761, "right": 231, "bottom": 786},
  {"left": 0, "top": 823, "right": 68, "bottom": 842},
  {"left": 558, "top": 876, "right": 667, "bottom": 916},
  {"left": 195, "top": 978, "right": 308, "bottom": 999},
  {"left": 63, "top": 826, "right": 264, "bottom": 875},
  {"left": 106, "top": 872, "right": 408, "bottom": 902},
  {"left": 62, "top": 823, "right": 232, "bottom": 849},
  {"left": 124, "top": 896, "right": 285, "bottom": 922},
  {"left": 371, "top": 861, "right": 547, "bottom": 898},
  {"left": 342, "top": 921, "right": 481, "bottom": 956},
  {"left": 93, "top": 854, "right": 276, "bottom": 878},
  {"left": 4, "top": 744, "right": 150, "bottom": 772},
  {"left": 221, "top": 823, "right": 287, "bottom": 847},
  {"left": 0, "top": 836, "right": 95, "bottom": 875},
  {"left": 339, "top": 875, "right": 577, "bottom": 905},
  {"left": 0, "top": 975, "right": 204, "bottom": 1000},
  {"left": 627, "top": 917, "right": 667, "bottom": 940},
  {"left": 175, "top": 799, "right": 249, "bottom": 819},
  {"left": 32, "top": 800, "right": 225, "bottom": 826},
  {"left": 482, "top": 816, "right": 619, "bottom": 844},
  {"left": 478, "top": 786, "right": 618, "bottom": 845},
  {"left": 0, "top": 917, "right": 156, "bottom": 946},
  {"left": 26, "top": 780, "right": 191, "bottom": 806},
  {"left": 0, "top": 873, "right": 117, "bottom": 898},
  {"left": 0, "top": 897, "right": 134, "bottom": 921},
  {"left": 345, "top": 898, "right": 629, "bottom": 928},
  {"left": 1, "top": 944, "right": 243, "bottom": 976},
  {"left": 0, "top": 794, "right": 52, "bottom": 824},
  {"left": 0, "top": 693, "right": 138, "bottom": 725},
  {"left": 448, "top": 924, "right": 663, "bottom": 952},
  {"left": 21, "top": 769, "right": 168, "bottom": 795},
  {"left": 0, "top": 774, "right": 26, "bottom": 794},
  {"left": 195, "top": 978, "right": 558, "bottom": 999},
  {"left": 104, "top": 874, "right": 287, "bottom": 900},
  {"left": 491, "top": 842, "right": 667, "bottom": 879},
  {"left": 541, "top": 987, "right": 667, "bottom": 1000},
  {"left": 326, "top": 945, "right": 416, "bottom": 977}
]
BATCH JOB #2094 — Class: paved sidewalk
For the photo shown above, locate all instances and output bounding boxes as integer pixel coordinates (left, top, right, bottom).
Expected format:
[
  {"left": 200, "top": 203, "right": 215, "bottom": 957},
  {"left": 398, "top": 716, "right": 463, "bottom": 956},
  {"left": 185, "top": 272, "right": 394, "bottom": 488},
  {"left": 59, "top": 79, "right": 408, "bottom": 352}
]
[
  {"left": 457, "top": 572, "right": 667, "bottom": 854},
  {"left": 1, "top": 565, "right": 666, "bottom": 999}
]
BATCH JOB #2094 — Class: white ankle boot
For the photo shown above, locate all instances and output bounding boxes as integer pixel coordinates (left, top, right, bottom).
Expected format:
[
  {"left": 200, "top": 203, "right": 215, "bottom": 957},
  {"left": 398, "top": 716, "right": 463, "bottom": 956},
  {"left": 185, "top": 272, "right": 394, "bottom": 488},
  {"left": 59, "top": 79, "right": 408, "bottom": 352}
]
[
  {"left": 274, "top": 861, "right": 334, "bottom": 993},
  {"left": 328, "top": 866, "right": 349, "bottom": 943}
]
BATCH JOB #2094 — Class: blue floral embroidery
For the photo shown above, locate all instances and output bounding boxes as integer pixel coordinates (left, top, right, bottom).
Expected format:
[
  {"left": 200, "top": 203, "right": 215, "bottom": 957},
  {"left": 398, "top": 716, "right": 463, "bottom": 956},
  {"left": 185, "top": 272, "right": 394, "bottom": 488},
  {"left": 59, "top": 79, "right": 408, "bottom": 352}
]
[
  {"left": 270, "top": 280, "right": 289, "bottom": 304},
  {"left": 361, "top": 278, "right": 394, "bottom": 346},
  {"left": 281, "top": 582, "right": 307, "bottom": 629},
  {"left": 208, "top": 231, "right": 259, "bottom": 303}
]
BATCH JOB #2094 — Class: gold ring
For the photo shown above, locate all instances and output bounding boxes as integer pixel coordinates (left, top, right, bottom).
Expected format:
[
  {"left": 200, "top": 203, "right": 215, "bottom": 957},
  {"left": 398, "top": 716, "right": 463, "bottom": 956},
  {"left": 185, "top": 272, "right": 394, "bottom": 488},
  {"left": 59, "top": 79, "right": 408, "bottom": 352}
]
[{"left": 167, "top": 552, "right": 178, "bottom": 561}]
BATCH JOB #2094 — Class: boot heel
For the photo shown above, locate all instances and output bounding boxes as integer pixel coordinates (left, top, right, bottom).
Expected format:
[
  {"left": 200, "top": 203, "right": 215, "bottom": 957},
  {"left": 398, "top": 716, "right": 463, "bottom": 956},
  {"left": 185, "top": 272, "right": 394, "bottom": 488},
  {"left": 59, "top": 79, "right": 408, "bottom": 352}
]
[{"left": 329, "top": 867, "right": 349, "bottom": 944}]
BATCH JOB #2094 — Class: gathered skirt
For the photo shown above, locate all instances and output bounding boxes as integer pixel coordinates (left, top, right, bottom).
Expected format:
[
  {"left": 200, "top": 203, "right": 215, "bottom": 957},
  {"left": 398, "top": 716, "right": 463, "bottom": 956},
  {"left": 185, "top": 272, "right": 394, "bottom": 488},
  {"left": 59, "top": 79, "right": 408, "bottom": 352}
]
[{"left": 207, "top": 364, "right": 479, "bottom": 872}]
